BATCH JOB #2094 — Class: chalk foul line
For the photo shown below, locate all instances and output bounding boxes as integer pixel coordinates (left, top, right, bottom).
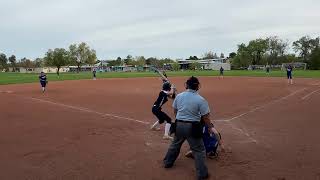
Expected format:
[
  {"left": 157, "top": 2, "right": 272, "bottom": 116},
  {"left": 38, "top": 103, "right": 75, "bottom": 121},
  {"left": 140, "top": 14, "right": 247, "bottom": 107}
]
[
  {"left": 214, "top": 88, "right": 307, "bottom": 144},
  {"left": 215, "top": 88, "right": 307, "bottom": 122},
  {"left": 301, "top": 88, "right": 320, "bottom": 100},
  {"left": 29, "top": 97, "right": 150, "bottom": 125}
]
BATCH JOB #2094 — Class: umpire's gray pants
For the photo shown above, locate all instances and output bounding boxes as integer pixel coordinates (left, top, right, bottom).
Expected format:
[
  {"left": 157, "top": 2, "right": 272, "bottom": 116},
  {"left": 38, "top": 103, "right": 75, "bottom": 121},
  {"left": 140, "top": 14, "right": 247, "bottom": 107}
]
[{"left": 163, "top": 122, "right": 208, "bottom": 179}]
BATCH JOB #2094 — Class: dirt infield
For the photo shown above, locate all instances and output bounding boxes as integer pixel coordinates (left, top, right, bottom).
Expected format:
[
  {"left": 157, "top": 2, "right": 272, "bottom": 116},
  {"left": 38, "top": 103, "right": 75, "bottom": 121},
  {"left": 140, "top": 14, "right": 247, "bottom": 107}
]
[{"left": 0, "top": 76, "right": 320, "bottom": 180}]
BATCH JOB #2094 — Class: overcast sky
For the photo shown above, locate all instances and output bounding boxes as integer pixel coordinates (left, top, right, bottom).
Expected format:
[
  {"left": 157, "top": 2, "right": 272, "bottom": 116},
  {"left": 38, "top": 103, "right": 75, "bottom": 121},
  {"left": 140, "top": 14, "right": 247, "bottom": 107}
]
[{"left": 0, "top": 0, "right": 319, "bottom": 60}]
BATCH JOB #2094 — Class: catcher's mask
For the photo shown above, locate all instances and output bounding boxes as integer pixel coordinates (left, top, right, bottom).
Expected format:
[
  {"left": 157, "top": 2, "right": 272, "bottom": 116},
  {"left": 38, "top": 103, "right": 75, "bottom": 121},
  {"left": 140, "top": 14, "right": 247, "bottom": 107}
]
[{"left": 162, "top": 82, "right": 172, "bottom": 91}]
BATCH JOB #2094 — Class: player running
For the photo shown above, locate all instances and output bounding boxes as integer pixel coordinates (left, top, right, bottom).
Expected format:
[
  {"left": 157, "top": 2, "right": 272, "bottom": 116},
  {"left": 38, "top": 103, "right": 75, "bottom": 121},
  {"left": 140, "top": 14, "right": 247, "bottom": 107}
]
[
  {"left": 39, "top": 72, "right": 47, "bottom": 93},
  {"left": 151, "top": 81, "right": 177, "bottom": 140}
]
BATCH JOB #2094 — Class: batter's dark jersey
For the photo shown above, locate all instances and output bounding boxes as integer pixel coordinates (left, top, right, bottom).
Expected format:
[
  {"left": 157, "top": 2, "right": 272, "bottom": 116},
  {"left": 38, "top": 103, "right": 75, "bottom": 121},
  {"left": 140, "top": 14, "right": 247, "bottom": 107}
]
[
  {"left": 152, "top": 90, "right": 172, "bottom": 124},
  {"left": 153, "top": 91, "right": 169, "bottom": 108}
]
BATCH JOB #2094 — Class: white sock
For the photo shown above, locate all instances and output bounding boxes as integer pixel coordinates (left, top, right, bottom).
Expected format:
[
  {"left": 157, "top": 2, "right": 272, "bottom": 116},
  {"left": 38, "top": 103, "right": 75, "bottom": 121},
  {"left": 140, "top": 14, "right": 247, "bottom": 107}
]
[
  {"left": 164, "top": 123, "right": 171, "bottom": 136},
  {"left": 151, "top": 121, "right": 160, "bottom": 129},
  {"left": 42, "top": 87, "right": 45, "bottom": 92}
]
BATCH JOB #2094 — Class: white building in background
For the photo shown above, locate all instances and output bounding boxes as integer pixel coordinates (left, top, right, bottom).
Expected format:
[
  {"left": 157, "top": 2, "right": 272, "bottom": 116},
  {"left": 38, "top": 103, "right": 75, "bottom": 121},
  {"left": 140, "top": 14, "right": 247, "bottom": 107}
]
[
  {"left": 9, "top": 67, "right": 69, "bottom": 73},
  {"left": 177, "top": 58, "right": 231, "bottom": 70}
]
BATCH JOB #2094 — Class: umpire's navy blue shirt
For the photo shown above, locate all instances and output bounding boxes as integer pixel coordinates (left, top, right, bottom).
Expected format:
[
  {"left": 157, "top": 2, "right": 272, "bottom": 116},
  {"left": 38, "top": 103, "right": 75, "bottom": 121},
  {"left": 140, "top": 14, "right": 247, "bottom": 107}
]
[{"left": 172, "top": 89, "right": 210, "bottom": 122}]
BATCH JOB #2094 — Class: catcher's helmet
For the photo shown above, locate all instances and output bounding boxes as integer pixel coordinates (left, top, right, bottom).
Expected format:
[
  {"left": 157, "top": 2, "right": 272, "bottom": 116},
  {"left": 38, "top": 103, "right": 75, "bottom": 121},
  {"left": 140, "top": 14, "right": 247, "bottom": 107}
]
[{"left": 162, "top": 82, "right": 172, "bottom": 91}]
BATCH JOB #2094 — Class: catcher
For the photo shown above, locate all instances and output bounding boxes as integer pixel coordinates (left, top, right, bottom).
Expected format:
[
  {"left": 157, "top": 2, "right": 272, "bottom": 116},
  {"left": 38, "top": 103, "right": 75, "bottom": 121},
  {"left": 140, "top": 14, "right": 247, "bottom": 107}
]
[
  {"left": 151, "top": 81, "right": 177, "bottom": 140},
  {"left": 185, "top": 124, "right": 225, "bottom": 159}
]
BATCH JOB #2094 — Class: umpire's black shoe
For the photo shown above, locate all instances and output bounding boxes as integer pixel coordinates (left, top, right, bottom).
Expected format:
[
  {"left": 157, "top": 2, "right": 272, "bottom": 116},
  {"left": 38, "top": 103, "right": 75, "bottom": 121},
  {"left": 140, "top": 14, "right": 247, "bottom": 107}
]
[
  {"left": 163, "top": 163, "right": 173, "bottom": 168},
  {"left": 198, "top": 173, "right": 210, "bottom": 180}
]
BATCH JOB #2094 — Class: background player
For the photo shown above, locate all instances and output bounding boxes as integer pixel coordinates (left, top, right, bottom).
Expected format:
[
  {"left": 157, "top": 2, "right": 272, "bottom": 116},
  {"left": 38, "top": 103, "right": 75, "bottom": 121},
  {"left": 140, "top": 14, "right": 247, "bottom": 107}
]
[
  {"left": 287, "top": 64, "right": 293, "bottom": 84},
  {"left": 266, "top": 64, "right": 270, "bottom": 75},
  {"left": 219, "top": 66, "right": 224, "bottom": 79},
  {"left": 151, "top": 81, "right": 176, "bottom": 140},
  {"left": 93, "top": 68, "right": 97, "bottom": 80},
  {"left": 39, "top": 71, "right": 47, "bottom": 93}
]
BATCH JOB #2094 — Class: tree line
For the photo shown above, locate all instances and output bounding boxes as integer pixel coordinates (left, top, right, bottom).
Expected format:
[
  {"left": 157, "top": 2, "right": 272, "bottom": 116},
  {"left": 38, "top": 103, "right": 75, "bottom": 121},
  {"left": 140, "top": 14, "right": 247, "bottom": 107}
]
[
  {"left": 231, "top": 36, "right": 320, "bottom": 69},
  {"left": 1, "top": 35, "right": 320, "bottom": 73},
  {"left": 0, "top": 42, "right": 97, "bottom": 75}
]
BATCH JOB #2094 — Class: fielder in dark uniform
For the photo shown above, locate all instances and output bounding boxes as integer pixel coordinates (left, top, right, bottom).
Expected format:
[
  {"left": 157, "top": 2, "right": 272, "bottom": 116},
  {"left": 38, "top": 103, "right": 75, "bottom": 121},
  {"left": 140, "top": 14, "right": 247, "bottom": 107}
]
[
  {"left": 219, "top": 66, "right": 224, "bottom": 79},
  {"left": 93, "top": 69, "right": 97, "bottom": 80},
  {"left": 39, "top": 72, "right": 47, "bottom": 93},
  {"left": 151, "top": 81, "right": 176, "bottom": 140},
  {"left": 266, "top": 64, "right": 270, "bottom": 74},
  {"left": 287, "top": 65, "right": 293, "bottom": 84}
]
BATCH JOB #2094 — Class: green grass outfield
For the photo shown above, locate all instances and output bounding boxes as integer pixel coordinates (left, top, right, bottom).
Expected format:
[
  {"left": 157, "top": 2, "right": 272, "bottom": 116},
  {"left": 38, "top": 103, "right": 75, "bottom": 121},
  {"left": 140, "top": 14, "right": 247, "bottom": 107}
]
[{"left": 0, "top": 70, "right": 320, "bottom": 85}]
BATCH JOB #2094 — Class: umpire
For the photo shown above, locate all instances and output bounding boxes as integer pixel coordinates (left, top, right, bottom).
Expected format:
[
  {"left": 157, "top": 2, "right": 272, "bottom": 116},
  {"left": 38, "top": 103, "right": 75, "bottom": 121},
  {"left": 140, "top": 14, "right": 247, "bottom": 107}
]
[{"left": 163, "top": 76, "right": 214, "bottom": 180}]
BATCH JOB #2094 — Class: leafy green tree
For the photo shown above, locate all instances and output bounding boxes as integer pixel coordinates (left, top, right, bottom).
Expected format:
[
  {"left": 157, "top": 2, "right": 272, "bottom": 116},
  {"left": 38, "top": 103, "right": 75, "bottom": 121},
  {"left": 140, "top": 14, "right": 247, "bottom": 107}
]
[
  {"left": 34, "top": 58, "right": 44, "bottom": 68},
  {"left": 45, "top": 48, "right": 69, "bottom": 76},
  {"left": 135, "top": 56, "right": 146, "bottom": 66},
  {"left": 266, "top": 36, "right": 288, "bottom": 65},
  {"left": 124, "top": 55, "right": 133, "bottom": 65},
  {"left": 107, "top": 59, "right": 122, "bottom": 66},
  {"left": 187, "top": 56, "right": 199, "bottom": 60},
  {"left": 229, "top": 52, "right": 237, "bottom": 59},
  {"left": 232, "top": 43, "right": 252, "bottom": 68},
  {"left": 8, "top": 55, "right": 17, "bottom": 72},
  {"left": 189, "top": 61, "right": 201, "bottom": 70},
  {"left": 19, "top": 57, "right": 35, "bottom": 68},
  {"left": 292, "top": 36, "right": 319, "bottom": 63},
  {"left": 171, "top": 62, "right": 180, "bottom": 71},
  {"left": 69, "top": 42, "right": 97, "bottom": 72},
  {"left": 202, "top": 51, "right": 215, "bottom": 59},
  {"left": 0, "top": 53, "right": 8, "bottom": 71},
  {"left": 309, "top": 47, "right": 320, "bottom": 70},
  {"left": 247, "top": 38, "right": 268, "bottom": 65},
  {"left": 146, "top": 57, "right": 160, "bottom": 67},
  {"left": 86, "top": 49, "right": 97, "bottom": 66}
]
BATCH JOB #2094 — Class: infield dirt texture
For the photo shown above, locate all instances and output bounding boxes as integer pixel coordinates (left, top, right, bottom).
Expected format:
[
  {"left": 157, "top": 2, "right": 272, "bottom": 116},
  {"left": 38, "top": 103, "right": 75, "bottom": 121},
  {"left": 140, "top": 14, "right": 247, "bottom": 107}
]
[{"left": 0, "top": 76, "right": 320, "bottom": 180}]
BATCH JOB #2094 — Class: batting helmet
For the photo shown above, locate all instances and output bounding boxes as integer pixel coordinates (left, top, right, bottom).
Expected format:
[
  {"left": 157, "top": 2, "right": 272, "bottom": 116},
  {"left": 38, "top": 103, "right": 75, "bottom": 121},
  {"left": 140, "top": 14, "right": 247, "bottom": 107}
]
[{"left": 162, "top": 82, "right": 172, "bottom": 91}]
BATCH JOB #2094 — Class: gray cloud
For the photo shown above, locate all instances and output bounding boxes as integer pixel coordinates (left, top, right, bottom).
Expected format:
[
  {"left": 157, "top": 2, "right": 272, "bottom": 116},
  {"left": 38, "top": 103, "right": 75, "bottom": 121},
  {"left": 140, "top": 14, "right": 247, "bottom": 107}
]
[{"left": 0, "top": 0, "right": 319, "bottom": 60}]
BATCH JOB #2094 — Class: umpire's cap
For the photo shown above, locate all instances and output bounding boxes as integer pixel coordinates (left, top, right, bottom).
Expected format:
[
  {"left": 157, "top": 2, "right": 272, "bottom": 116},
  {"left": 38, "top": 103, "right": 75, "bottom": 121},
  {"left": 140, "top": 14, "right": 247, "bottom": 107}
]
[
  {"left": 186, "top": 76, "right": 200, "bottom": 90},
  {"left": 162, "top": 81, "right": 172, "bottom": 91}
]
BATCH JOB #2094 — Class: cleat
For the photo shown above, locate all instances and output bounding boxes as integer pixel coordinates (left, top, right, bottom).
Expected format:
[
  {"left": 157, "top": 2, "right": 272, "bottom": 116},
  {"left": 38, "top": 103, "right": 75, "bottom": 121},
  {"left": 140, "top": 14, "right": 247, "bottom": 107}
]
[
  {"left": 185, "top": 151, "right": 194, "bottom": 158},
  {"left": 150, "top": 126, "right": 161, "bottom": 131},
  {"left": 163, "top": 135, "right": 173, "bottom": 140}
]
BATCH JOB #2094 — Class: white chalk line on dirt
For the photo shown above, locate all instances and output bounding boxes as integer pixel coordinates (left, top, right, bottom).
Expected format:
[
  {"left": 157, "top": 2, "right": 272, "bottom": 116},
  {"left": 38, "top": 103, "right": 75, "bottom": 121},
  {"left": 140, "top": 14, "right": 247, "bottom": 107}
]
[
  {"left": 214, "top": 88, "right": 307, "bottom": 144},
  {"left": 29, "top": 97, "right": 150, "bottom": 125},
  {"left": 301, "top": 88, "right": 320, "bottom": 100},
  {"left": 215, "top": 88, "right": 307, "bottom": 123},
  {"left": 228, "top": 123, "right": 258, "bottom": 143}
]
